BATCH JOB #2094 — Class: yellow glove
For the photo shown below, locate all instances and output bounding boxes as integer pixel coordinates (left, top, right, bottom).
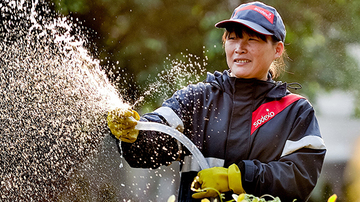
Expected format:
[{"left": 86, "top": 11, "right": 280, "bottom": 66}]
[
  {"left": 191, "top": 164, "right": 245, "bottom": 199},
  {"left": 192, "top": 166, "right": 230, "bottom": 199},
  {"left": 228, "top": 164, "right": 245, "bottom": 194},
  {"left": 107, "top": 108, "right": 140, "bottom": 143}
]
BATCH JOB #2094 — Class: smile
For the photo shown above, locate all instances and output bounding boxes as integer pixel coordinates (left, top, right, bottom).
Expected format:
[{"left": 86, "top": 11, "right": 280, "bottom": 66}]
[{"left": 235, "top": 59, "right": 251, "bottom": 63}]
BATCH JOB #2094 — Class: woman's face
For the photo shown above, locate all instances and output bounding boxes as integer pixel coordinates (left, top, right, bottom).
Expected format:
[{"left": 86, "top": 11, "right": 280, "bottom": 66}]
[{"left": 225, "top": 31, "right": 283, "bottom": 80}]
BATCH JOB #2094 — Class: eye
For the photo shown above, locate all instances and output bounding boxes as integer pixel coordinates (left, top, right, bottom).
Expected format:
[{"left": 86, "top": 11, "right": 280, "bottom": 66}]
[
  {"left": 228, "top": 35, "right": 236, "bottom": 40},
  {"left": 249, "top": 37, "right": 259, "bottom": 41},
  {"left": 227, "top": 32, "right": 238, "bottom": 40}
]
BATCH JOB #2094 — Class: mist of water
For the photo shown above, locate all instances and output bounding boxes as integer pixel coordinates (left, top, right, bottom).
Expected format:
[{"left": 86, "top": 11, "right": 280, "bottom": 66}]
[
  {"left": 0, "top": 0, "right": 207, "bottom": 201},
  {"left": 133, "top": 52, "right": 207, "bottom": 108},
  {"left": 0, "top": 0, "right": 128, "bottom": 200}
]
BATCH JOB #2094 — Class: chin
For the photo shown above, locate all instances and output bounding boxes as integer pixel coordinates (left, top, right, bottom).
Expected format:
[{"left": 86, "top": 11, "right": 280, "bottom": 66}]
[{"left": 231, "top": 72, "right": 250, "bottom": 79}]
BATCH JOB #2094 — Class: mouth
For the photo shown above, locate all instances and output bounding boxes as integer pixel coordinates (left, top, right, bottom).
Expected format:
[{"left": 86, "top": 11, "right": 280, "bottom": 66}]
[{"left": 234, "top": 59, "right": 251, "bottom": 64}]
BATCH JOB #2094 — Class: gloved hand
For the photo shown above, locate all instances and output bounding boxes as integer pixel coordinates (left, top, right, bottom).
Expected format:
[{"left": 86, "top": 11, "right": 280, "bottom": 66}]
[
  {"left": 192, "top": 166, "right": 230, "bottom": 199},
  {"left": 107, "top": 108, "right": 140, "bottom": 143},
  {"left": 191, "top": 164, "right": 245, "bottom": 199},
  {"left": 228, "top": 163, "right": 245, "bottom": 194}
]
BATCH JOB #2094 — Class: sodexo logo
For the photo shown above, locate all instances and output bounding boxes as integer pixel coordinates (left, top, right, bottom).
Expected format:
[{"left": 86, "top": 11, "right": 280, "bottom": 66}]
[{"left": 253, "top": 109, "right": 275, "bottom": 128}]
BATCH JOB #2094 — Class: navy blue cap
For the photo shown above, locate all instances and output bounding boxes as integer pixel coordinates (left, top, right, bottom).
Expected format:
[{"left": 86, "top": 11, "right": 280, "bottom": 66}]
[{"left": 215, "top": 1, "right": 286, "bottom": 42}]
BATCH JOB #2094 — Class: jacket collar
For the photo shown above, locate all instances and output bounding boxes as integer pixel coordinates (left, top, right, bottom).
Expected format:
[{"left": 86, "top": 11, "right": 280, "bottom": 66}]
[{"left": 206, "top": 70, "right": 288, "bottom": 99}]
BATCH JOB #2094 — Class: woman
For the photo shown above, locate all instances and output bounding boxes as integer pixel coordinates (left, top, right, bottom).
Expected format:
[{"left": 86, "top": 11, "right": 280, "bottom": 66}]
[{"left": 107, "top": 2, "right": 326, "bottom": 201}]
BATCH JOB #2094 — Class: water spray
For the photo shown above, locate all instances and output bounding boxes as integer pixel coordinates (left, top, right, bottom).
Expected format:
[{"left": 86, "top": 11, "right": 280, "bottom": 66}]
[{"left": 0, "top": 0, "right": 207, "bottom": 200}]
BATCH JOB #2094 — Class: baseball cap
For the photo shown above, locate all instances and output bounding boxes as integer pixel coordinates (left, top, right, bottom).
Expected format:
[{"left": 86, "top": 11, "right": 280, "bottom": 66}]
[{"left": 215, "top": 1, "right": 286, "bottom": 42}]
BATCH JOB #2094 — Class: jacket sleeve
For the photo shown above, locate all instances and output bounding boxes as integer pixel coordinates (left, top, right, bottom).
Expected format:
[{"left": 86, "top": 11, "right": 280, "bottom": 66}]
[
  {"left": 121, "top": 85, "right": 198, "bottom": 169},
  {"left": 121, "top": 117, "right": 180, "bottom": 169},
  {"left": 240, "top": 99, "right": 326, "bottom": 202}
]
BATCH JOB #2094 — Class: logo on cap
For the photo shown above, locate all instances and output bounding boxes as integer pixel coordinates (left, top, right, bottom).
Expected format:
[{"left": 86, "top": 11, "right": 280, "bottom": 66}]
[{"left": 234, "top": 5, "right": 274, "bottom": 24}]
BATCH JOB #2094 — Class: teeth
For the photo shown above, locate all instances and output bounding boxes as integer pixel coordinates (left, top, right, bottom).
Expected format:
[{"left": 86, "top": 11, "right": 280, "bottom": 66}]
[{"left": 235, "top": 59, "right": 250, "bottom": 63}]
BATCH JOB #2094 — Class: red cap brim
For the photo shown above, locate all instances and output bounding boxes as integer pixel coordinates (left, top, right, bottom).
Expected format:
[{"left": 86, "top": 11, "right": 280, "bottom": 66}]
[{"left": 215, "top": 19, "right": 273, "bottom": 36}]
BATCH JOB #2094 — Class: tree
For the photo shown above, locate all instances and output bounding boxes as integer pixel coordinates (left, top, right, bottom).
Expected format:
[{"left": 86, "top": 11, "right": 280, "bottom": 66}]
[{"left": 50, "top": 0, "right": 360, "bottom": 115}]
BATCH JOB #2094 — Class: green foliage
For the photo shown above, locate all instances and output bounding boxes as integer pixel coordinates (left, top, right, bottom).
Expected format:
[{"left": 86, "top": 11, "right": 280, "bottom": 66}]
[
  {"left": 49, "top": 0, "right": 360, "bottom": 114},
  {"left": 267, "top": 0, "right": 360, "bottom": 104}
]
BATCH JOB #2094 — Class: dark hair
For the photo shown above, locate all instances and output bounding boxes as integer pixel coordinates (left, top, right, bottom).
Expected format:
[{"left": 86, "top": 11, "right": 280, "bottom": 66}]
[{"left": 222, "top": 24, "right": 287, "bottom": 79}]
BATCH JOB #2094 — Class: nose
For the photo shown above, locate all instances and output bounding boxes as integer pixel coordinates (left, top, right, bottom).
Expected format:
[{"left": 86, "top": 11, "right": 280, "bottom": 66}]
[{"left": 234, "top": 40, "right": 247, "bottom": 54}]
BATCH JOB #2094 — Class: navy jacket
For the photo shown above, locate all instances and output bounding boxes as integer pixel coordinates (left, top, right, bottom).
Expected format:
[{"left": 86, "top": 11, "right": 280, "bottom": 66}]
[{"left": 122, "top": 70, "right": 326, "bottom": 202}]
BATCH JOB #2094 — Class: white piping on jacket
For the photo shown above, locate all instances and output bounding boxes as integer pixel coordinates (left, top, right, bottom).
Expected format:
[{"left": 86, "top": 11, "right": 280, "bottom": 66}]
[
  {"left": 154, "top": 106, "right": 184, "bottom": 132},
  {"left": 281, "top": 135, "right": 326, "bottom": 157}
]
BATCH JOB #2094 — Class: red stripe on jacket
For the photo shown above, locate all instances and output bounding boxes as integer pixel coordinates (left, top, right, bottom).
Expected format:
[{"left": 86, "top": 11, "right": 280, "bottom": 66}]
[{"left": 251, "top": 94, "right": 305, "bottom": 135}]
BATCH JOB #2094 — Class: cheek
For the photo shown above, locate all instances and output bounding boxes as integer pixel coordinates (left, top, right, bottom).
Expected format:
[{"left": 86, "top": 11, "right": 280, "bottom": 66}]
[
  {"left": 224, "top": 45, "right": 231, "bottom": 61},
  {"left": 253, "top": 47, "right": 273, "bottom": 63},
  {"left": 224, "top": 43, "right": 234, "bottom": 59},
  {"left": 224, "top": 43, "right": 230, "bottom": 54}
]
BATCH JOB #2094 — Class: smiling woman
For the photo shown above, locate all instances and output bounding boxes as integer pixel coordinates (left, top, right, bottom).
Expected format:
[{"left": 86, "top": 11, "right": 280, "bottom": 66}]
[
  {"left": 107, "top": 1, "right": 326, "bottom": 202},
  {"left": 222, "top": 25, "right": 284, "bottom": 80}
]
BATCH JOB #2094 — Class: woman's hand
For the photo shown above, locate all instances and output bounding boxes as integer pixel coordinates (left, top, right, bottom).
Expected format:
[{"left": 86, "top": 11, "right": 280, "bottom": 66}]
[
  {"left": 107, "top": 108, "right": 140, "bottom": 143},
  {"left": 191, "top": 164, "right": 245, "bottom": 199},
  {"left": 192, "top": 166, "right": 230, "bottom": 199}
]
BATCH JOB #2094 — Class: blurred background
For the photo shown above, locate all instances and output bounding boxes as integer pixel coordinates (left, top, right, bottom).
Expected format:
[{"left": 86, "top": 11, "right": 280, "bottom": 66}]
[{"left": 42, "top": 0, "right": 360, "bottom": 201}]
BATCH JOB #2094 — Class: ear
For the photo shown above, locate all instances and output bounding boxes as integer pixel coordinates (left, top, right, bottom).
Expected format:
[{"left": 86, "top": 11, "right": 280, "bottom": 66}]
[{"left": 274, "top": 42, "right": 284, "bottom": 59}]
